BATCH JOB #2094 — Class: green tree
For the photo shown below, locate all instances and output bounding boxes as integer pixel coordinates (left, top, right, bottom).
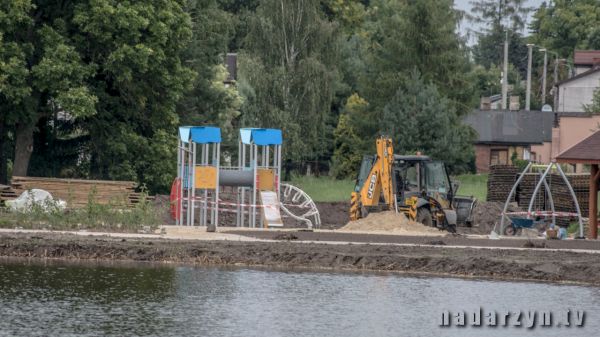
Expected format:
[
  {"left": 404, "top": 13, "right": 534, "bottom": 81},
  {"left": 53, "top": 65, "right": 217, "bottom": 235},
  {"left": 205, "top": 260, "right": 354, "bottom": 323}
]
[
  {"left": 321, "top": 0, "right": 367, "bottom": 33},
  {"left": 584, "top": 81, "right": 600, "bottom": 115},
  {"left": 72, "top": 0, "right": 195, "bottom": 192},
  {"left": 239, "top": 0, "right": 341, "bottom": 163},
  {"left": 331, "top": 114, "right": 362, "bottom": 179},
  {"left": 468, "top": 0, "right": 532, "bottom": 31},
  {"left": 1, "top": 1, "right": 195, "bottom": 193},
  {"left": 468, "top": 0, "right": 531, "bottom": 77},
  {"left": 331, "top": 93, "right": 370, "bottom": 178},
  {"left": 381, "top": 71, "right": 475, "bottom": 173},
  {"left": 472, "top": 29, "right": 528, "bottom": 76},
  {"left": 0, "top": 1, "right": 97, "bottom": 180},
  {"left": 178, "top": 0, "right": 242, "bottom": 154},
  {"left": 361, "top": 0, "right": 473, "bottom": 112},
  {"left": 216, "top": 0, "right": 259, "bottom": 51},
  {"left": 530, "top": 0, "right": 600, "bottom": 58},
  {"left": 470, "top": 64, "right": 502, "bottom": 102}
]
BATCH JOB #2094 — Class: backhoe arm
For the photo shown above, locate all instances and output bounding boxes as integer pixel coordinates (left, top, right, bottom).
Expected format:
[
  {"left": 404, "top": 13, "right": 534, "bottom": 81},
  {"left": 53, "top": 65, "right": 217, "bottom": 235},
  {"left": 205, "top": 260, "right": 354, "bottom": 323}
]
[{"left": 350, "top": 137, "right": 395, "bottom": 220}]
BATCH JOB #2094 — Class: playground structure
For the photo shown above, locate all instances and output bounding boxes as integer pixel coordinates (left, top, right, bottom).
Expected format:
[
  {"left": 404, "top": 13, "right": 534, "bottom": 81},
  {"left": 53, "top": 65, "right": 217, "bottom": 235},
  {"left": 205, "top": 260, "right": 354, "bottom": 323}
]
[
  {"left": 174, "top": 126, "right": 320, "bottom": 230},
  {"left": 498, "top": 162, "right": 584, "bottom": 238}
]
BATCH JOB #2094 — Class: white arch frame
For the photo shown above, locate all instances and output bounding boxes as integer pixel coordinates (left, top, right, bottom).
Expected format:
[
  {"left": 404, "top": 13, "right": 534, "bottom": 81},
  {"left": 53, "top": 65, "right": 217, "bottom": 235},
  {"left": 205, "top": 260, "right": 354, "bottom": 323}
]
[{"left": 499, "top": 162, "right": 584, "bottom": 237}]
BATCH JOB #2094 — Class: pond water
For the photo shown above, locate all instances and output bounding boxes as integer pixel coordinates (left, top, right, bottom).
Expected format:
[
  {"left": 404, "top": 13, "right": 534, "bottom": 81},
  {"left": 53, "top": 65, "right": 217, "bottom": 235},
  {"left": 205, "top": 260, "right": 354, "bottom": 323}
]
[{"left": 0, "top": 259, "right": 598, "bottom": 337}]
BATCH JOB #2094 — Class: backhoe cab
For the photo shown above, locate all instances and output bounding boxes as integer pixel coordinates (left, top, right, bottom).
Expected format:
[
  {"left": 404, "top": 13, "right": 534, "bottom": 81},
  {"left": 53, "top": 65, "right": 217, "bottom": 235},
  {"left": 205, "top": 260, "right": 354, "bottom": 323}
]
[{"left": 350, "top": 137, "right": 475, "bottom": 232}]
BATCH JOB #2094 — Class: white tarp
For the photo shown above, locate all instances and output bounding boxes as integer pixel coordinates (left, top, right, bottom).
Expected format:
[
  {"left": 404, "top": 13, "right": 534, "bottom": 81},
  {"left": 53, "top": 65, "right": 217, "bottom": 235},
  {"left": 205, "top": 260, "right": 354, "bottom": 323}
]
[{"left": 5, "top": 189, "right": 67, "bottom": 212}]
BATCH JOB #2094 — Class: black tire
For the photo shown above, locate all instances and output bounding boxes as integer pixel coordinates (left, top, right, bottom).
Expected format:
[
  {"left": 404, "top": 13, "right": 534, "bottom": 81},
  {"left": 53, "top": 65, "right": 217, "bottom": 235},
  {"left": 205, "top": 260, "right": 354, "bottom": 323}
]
[
  {"left": 504, "top": 225, "right": 516, "bottom": 236},
  {"left": 416, "top": 208, "right": 433, "bottom": 227}
]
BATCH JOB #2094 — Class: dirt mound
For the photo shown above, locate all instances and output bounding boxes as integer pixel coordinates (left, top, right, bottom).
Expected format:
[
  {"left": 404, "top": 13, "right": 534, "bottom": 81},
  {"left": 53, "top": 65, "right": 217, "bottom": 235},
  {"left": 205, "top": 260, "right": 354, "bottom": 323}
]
[
  {"left": 315, "top": 202, "right": 349, "bottom": 229},
  {"left": 340, "top": 211, "right": 441, "bottom": 235},
  {"left": 470, "top": 201, "right": 520, "bottom": 234}
]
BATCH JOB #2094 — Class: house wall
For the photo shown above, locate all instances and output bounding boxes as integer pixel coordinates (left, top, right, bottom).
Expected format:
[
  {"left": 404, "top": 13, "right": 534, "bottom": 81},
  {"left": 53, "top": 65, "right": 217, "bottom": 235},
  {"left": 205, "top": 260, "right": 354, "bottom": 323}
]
[
  {"left": 555, "top": 115, "right": 600, "bottom": 157},
  {"left": 475, "top": 145, "right": 491, "bottom": 173},
  {"left": 530, "top": 141, "right": 552, "bottom": 163},
  {"left": 557, "top": 71, "right": 600, "bottom": 112},
  {"left": 474, "top": 144, "right": 530, "bottom": 173}
]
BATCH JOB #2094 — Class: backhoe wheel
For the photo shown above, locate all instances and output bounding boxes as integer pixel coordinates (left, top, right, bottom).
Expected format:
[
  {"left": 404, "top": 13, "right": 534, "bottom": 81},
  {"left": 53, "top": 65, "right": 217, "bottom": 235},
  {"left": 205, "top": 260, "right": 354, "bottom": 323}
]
[{"left": 416, "top": 208, "right": 433, "bottom": 227}]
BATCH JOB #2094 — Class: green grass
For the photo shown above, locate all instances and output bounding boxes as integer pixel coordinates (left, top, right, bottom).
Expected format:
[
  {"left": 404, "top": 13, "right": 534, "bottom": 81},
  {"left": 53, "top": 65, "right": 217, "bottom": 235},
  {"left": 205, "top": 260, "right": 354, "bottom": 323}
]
[
  {"left": 290, "top": 175, "right": 354, "bottom": 202},
  {"left": 291, "top": 174, "right": 490, "bottom": 203},
  {"left": 453, "top": 174, "right": 488, "bottom": 201}
]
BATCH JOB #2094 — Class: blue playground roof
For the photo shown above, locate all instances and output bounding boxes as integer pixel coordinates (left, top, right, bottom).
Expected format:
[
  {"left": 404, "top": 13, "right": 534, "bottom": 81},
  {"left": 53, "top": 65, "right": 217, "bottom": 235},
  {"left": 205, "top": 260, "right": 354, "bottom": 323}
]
[
  {"left": 178, "top": 126, "right": 221, "bottom": 144},
  {"left": 240, "top": 128, "right": 282, "bottom": 145}
]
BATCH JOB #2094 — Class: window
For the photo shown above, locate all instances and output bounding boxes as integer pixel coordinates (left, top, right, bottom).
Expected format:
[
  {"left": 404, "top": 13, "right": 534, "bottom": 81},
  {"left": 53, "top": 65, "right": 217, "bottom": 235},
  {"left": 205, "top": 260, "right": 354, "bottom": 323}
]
[
  {"left": 424, "top": 162, "right": 450, "bottom": 194},
  {"left": 490, "top": 149, "right": 508, "bottom": 166}
]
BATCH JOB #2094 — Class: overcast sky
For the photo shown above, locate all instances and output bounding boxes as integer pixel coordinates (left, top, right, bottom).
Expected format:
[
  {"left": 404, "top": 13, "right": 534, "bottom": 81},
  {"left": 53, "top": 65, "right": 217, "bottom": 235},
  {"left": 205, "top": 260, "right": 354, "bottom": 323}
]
[{"left": 454, "top": 0, "right": 547, "bottom": 43}]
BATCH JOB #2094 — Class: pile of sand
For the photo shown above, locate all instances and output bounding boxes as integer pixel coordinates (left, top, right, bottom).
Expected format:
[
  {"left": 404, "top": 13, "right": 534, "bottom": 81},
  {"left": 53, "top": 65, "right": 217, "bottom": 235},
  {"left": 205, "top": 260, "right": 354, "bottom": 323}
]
[{"left": 339, "top": 211, "right": 442, "bottom": 235}]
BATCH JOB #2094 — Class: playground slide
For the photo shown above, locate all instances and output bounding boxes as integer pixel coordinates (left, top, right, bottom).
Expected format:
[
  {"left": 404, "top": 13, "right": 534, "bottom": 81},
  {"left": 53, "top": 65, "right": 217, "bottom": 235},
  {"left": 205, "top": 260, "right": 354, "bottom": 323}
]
[{"left": 259, "top": 191, "right": 284, "bottom": 227}]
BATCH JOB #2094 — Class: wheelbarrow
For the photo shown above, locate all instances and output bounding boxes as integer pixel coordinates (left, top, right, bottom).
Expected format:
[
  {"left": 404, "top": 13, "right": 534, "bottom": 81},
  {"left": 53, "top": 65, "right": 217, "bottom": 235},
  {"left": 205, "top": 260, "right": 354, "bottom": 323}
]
[{"left": 504, "top": 217, "right": 536, "bottom": 236}]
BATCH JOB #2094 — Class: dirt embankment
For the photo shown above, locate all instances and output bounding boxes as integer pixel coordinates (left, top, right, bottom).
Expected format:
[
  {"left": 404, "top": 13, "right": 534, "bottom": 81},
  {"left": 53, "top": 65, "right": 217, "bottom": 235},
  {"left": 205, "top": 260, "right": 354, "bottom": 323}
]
[{"left": 1, "top": 232, "right": 600, "bottom": 285}]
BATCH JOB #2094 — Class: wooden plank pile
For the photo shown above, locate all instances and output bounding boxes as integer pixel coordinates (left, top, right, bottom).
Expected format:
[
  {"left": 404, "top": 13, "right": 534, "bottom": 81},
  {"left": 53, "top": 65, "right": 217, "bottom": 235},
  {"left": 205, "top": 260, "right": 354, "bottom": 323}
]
[
  {"left": 512, "top": 173, "right": 589, "bottom": 227},
  {"left": 486, "top": 165, "right": 519, "bottom": 202},
  {"left": 9, "top": 176, "right": 153, "bottom": 208},
  {"left": 0, "top": 184, "right": 18, "bottom": 202},
  {"left": 550, "top": 174, "right": 589, "bottom": 221},
  {"left": 516, "top": 173, "right": 546, "bottom": 211}
]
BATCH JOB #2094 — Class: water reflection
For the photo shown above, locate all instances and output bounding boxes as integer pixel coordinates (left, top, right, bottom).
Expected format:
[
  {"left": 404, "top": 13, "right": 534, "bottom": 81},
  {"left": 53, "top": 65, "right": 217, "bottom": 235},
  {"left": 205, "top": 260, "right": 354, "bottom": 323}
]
[{"left": 0, "top": 259, "right": 598, "bottom": 337}]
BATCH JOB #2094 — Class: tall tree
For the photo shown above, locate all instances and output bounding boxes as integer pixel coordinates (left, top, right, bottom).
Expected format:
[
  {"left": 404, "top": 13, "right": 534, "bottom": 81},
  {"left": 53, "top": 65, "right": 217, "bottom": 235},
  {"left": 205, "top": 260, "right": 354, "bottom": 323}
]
[
  {"left": 469, "top": 0, "right": 531, "bottom": 31},
  {"left": 72, "top": 0, "right": 195, "bottom": 192},
  {"left": 469, "top": 0, "right": 531, "bottom": 76},
  {"left": 178, "top": 0, "right": 243, "bottom": 154},
  {"left": 331, "top": 0, "right": 475, "bottom": 175},
  {"left": 361, "top": 0, "right": 473, "bottom": 112},
  {"left": 381, "top": 71, "right": 475, "bottom": 173},
  {"left": 530, "top": 0, "right": 600, "bottom": 58},
  {"left": 1, "top": 1, "right": 195, "bottom": 193},
  {"left": 330, "top": 93, "right": 370, "bottom": 178},
  {"left": 239, "top": 0, "right": 341, "bottom": 163},
  {"left": 472, "top": 29, "right": 528, "bottom": 76},
  {"left": 0, "top": 1, "right": 97, "bottom": 178}
]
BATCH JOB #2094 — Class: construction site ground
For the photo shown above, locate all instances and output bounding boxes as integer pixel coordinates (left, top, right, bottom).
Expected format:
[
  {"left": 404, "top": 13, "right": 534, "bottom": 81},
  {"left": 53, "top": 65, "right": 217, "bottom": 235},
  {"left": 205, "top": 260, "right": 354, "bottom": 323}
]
[{"left": 1, "top": 225, "right": 600, "bottom": 286}]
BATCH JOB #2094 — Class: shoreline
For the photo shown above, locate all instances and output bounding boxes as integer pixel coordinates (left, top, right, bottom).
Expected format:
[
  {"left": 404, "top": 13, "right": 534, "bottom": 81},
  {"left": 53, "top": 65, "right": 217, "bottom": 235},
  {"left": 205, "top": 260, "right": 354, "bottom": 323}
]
[{"left": 1, "top": 231, "right": 600, "bottom": 286}]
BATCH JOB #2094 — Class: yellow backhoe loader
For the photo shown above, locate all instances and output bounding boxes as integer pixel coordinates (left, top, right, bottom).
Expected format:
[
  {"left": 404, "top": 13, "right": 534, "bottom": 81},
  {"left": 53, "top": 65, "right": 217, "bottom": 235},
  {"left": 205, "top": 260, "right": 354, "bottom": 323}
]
[{"left": 350, "top": 137, "right": 476, "bottom": 232}]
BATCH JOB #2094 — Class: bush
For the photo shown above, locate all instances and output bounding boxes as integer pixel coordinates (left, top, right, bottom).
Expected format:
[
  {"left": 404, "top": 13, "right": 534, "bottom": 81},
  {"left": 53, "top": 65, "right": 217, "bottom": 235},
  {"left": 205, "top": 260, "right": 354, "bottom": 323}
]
[{"left": 0, "top": 189, "right": 162, "bottom": 232}]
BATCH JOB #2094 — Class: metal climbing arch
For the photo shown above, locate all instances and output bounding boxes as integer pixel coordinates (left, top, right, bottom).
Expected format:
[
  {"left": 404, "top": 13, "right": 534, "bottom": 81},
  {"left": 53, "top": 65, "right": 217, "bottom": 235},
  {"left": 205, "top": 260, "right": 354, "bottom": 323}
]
[
  {"left": 279, "top": 183, "right": 321, "bottom": 229},
  {"left": 498, "top": 162, "right": 584, "bottom": 237}
]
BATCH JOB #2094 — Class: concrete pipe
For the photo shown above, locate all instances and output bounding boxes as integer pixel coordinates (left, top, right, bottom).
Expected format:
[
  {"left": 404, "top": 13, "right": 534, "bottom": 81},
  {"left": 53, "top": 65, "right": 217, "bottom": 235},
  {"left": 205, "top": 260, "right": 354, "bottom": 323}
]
[{"left": 219, "top": 169, "right": 254, "bottom": 187}]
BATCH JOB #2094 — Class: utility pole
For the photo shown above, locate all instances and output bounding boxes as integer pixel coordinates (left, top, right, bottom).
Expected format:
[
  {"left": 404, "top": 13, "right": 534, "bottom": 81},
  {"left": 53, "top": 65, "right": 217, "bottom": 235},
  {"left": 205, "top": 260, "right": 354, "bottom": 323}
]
[
  {"left": 553, "top": 57, "right": 559, "bottom": 110},
  {"left": 502, "top": 31, "right": 509, "bottom": 110},
  {"left": 540, "top": 48, "right": 547, "bottom": 105},
  {"left": 526, "top": 43, "right": 534, "bottom": 111}
]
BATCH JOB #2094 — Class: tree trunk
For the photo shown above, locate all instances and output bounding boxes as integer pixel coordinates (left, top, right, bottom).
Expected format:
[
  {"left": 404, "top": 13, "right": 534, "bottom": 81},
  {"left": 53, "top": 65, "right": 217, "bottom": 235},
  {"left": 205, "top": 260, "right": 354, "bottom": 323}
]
[
  {"left": 12, "top": 122, "right": 35, "bottom": 177},
  {"left": 0, "top": 117, "right": 7, "bottom": 184}
]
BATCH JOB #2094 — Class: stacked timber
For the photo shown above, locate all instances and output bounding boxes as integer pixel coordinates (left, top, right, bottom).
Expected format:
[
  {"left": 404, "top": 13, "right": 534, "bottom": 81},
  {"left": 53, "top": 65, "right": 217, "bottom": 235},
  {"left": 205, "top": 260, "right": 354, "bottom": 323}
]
[
  {"left": 516, "top": 173, "right": 546, "bottom": 211},
  {"left": 0, "top": 184, "right": 18, "bottom": 202},
  {"left": 10, "top": 176, "right": 153, "bottom": 208},
  {"left": 486, "top": 165, "right": 519, "bottom": 202},
  {"left": 549, "top": 174, "right": 589, "bottom": 221}
]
